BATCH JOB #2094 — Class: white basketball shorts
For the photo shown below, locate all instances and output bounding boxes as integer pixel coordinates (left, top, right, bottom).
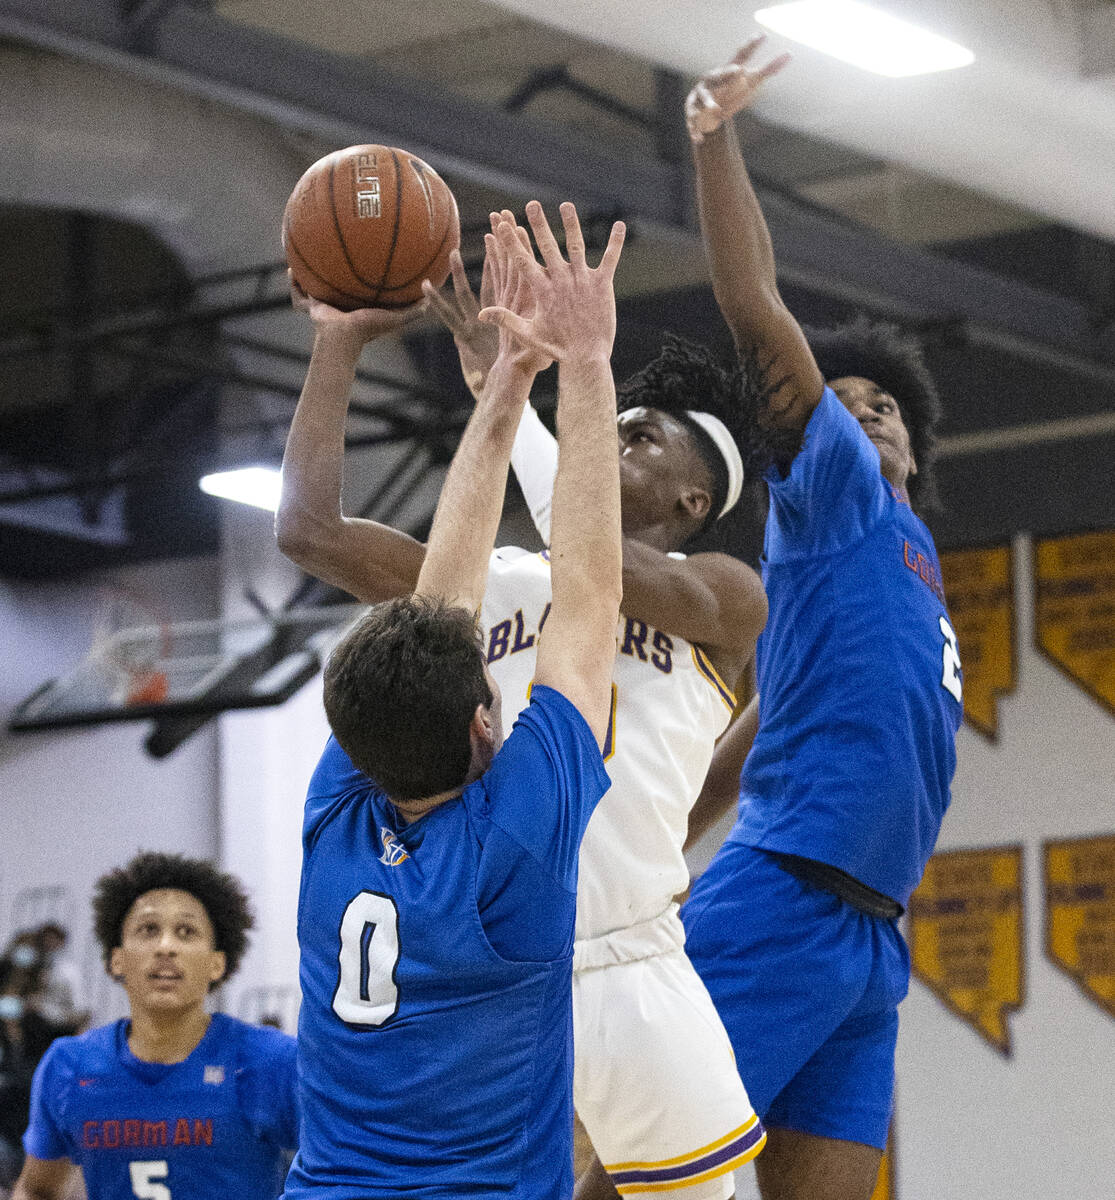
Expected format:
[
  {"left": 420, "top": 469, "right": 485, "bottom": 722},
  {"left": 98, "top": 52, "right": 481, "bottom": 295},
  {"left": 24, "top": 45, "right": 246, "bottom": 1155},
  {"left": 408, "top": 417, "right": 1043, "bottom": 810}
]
[{"left": 573, "top": 909, "right": 766, "bottom": 1198}]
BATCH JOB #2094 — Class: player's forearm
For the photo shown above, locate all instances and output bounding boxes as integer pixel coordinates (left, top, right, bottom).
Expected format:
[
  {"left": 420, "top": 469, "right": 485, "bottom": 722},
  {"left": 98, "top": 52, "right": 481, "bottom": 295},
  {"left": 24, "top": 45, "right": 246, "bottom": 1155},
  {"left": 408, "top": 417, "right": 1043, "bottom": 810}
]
[
  {"left": 416, "top": 355, "right": 534, "bottom": 608},
  {"left": 693, "top": 123, "right": 780, "bottom": 338},
  {"left": 694, "top": 124, "right": 824, "bottom": 433},
  {"left": 276, "top": 327, "right": 362, "bottom": 553},
  {"left": 547, "top": 355, "right": 623, "bottom": 637}
]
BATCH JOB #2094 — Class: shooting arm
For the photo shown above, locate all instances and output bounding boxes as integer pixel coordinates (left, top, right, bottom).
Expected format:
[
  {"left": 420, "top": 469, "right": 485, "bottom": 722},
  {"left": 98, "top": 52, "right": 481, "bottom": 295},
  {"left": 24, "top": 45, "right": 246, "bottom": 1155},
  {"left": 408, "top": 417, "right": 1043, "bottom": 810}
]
[
  {"left": 275, "top": 310, "right": 427, "bottom": 604},
  {"left": 684, "top": 693, "right": 759, "bottom": 852}
]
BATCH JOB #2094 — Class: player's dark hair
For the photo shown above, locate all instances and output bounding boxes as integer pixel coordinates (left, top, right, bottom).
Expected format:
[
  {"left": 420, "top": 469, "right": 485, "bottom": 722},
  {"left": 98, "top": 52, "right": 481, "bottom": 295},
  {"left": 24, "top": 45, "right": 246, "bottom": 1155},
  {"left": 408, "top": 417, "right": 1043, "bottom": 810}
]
[
  {"left": 92, "top": 852, "right": 253, "bottom": 987},
  {"left": 616, "top": 334, "right": 777, "bottom": 539},
  {"left": 804, "top": 317, "right": 943, "bottom": 513},
  {"left": 323, "top": 595, "right": 493, "bottom": 802}
]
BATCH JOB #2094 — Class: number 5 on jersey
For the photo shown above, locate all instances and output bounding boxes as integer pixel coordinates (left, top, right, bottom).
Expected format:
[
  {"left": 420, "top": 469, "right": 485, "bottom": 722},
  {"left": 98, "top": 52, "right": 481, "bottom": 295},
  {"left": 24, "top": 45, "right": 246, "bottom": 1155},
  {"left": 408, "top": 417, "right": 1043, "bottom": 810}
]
[
  {"left": 130, "top": 1161, "right": 170, "bottom": 1200},
  {"left": 333, "top": 891, "right": 401, "bottom": 1027}
]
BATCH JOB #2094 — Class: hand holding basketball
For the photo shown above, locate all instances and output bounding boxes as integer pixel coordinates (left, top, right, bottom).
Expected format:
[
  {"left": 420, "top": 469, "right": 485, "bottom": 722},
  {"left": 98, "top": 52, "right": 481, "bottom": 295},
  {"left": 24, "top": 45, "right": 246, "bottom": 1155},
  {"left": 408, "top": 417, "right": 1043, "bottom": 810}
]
[
  {"left": 289, "top": 274, "right": 425, "bottom": 352},
  {"left": 283, "top": 144, "right": 460, "bottom": 309}
]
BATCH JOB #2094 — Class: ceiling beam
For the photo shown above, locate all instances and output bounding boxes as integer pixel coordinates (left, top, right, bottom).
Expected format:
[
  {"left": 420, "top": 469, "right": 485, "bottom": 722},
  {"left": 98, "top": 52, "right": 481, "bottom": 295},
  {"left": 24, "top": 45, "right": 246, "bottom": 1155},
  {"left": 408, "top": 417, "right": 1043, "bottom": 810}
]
[{"left": 1, "top": 0, "right": 1114, "bottom": 381}]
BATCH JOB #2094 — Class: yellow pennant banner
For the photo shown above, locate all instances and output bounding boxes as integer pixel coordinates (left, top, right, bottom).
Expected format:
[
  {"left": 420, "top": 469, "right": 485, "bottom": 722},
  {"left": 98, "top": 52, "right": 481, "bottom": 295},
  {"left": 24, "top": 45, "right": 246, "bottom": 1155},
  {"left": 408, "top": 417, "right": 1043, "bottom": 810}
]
[
  {"left": 908, "top": 847, "right": 1024, "bottom": 1054},
  {"left": 940, "top": 545, "right": 1015, "bottom": 739},
  {"left": 1044, "top": 835, "right": 1115, "bottom": 1019},
  {"left": 869, "top": 1123, "right": 895, "bottom": 1200},
  {"left": 1035, "top": 531, "right": 1115, "bottom": 716}
]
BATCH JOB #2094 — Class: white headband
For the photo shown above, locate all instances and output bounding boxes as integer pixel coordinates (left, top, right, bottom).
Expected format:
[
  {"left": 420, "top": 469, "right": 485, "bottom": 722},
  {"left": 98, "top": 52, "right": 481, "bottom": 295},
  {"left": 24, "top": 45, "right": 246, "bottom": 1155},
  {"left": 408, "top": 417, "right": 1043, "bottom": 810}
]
[{"left": 686, "top": 410, "right": 745, "bottom": 519}]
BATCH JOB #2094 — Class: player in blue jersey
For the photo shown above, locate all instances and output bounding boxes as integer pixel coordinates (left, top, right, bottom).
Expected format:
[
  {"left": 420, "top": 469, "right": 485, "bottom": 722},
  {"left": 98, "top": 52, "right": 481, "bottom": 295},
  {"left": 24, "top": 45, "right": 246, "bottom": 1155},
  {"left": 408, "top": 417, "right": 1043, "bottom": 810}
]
[
  {"left": 14, "top": 852, "right": 298, "bottom": 1200},
  {"left": 279, "top": 210, "right": 772, "bottom": 1200},
  {"left": 679, "top": 39, "right": 963, "bottom": 1200},
  {"left": 282, "top": 201, "right": 625, "bottom": 1200}
]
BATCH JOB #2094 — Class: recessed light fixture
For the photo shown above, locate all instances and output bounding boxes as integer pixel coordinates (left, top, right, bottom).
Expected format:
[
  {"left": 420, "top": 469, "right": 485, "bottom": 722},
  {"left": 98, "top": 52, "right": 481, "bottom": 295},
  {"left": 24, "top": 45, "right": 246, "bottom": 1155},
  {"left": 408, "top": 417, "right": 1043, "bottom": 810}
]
[
  {"left": 199, "top": 466, "right": 282, "bottom": 512},
  {"left": 755, "top": 1, "right": 974, "bottom": 77}
]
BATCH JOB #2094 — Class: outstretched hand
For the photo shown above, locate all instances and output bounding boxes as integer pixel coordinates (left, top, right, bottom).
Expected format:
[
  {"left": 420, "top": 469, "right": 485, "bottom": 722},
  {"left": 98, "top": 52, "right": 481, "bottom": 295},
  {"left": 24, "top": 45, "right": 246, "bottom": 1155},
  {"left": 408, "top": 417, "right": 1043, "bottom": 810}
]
[
  {"left": 422, "top": 244, "right": 499, "bottom": 398},
  {"left": 686, "top": 36, "right": 790, "bottom": 145},
  {"left": 289, "top": 273, "right": 426, "bottom": 351},
  {"left": 477, "top": 201, "right": 625, "bottom": 365}
]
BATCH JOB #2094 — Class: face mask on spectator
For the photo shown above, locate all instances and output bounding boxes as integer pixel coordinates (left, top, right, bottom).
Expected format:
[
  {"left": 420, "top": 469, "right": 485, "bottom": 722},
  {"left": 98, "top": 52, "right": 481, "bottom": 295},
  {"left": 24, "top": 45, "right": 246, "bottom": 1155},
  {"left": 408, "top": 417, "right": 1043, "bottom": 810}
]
[
  {"left": 0, "top": 994, "right": 24, "bottom": 1019},
  {"left": 11, "top": 945, "right": 36, "bottom": 968}
]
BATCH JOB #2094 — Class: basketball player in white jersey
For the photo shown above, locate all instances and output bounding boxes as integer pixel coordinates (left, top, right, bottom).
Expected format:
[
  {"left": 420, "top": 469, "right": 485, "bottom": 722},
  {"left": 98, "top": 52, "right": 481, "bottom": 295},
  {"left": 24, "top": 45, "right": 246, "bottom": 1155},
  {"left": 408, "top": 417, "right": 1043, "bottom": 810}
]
[{"left": 277, "top": 213, "right": 769, "bottom": 1200}]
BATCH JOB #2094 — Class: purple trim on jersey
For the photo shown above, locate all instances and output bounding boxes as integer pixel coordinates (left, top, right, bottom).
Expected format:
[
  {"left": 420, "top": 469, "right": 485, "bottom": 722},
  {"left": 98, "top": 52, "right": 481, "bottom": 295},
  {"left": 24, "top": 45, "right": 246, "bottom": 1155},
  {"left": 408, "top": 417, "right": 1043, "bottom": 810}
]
[{"left": 609, "top": 1119, "right": 765, "bottom": 1187}]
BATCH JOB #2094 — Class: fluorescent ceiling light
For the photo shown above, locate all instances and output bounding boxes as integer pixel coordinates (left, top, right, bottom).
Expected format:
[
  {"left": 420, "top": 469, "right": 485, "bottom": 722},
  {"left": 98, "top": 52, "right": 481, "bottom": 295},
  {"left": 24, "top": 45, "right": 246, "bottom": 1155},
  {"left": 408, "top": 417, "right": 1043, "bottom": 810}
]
[
  {"left": 200, "top": 466, "right": 282, "bottom": 512},
  {"left": 755, "top": 1, "right": 974, "bottom": 77}
]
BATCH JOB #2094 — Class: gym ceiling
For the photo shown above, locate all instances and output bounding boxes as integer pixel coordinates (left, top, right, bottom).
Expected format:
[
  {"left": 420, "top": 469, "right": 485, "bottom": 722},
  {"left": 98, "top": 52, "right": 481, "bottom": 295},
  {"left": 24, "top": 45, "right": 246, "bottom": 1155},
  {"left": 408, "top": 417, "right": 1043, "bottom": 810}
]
[{"left": 0, "top": 0, "right": 1112, "bottom": 579}]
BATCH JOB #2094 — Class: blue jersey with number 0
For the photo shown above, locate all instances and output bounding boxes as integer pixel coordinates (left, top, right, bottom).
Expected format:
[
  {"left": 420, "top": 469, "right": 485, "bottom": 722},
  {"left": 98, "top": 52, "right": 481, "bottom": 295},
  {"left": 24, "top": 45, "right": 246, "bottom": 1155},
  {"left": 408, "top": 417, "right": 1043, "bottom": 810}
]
[
  {"left": 285, "top": 684, "right": 609, "bottom": 1200},
  {"left": 23, "top": 1013, "right": 298, "bottom": 1200},
  {"left": 729, "top": 388, "right": 962, "bottom": 907}
]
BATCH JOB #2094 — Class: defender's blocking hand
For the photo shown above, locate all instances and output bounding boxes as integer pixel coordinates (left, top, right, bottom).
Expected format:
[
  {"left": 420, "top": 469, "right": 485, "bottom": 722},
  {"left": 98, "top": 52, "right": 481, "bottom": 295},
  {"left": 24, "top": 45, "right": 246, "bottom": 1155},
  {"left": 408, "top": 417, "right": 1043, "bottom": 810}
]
[
  {"left": 686, "top": 36, "right": 791, "bottom": 144},
  {"left": 422, "top": 244, "right": 499, "bottom": 399},
  {"left": 477, "top": 201, "right": 625, "bottom": 365}
]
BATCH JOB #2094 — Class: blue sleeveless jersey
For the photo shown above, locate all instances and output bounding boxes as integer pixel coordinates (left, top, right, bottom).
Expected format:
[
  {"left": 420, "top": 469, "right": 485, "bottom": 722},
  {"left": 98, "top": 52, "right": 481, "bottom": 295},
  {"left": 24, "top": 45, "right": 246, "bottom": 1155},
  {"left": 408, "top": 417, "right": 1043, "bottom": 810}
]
[
  {"left": 729, "top": 388, "right": 962, "bottom": 907},
  {"left": 23, "top": 1013, "right": 298, "bottom": 1199},
  {"left": 285, "top": 685, "right": 609, "bottom": 1200}
]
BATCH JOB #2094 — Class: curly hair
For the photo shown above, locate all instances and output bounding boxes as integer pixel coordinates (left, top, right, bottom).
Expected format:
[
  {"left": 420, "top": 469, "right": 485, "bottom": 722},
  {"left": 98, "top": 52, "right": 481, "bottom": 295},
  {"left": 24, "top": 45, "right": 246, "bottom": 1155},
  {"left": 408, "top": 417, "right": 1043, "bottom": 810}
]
[
  {"left": 804, "top": 316, "right": 943, "bottom": 513},
  {"left": 615, "top": 333, "right": 785, "bottom": 540},
  {"left": 323, "top": 595, "right": 493, "bottom": 801},
  {"left": 92, "top": 852, "right": 253, "bottom": 986}
]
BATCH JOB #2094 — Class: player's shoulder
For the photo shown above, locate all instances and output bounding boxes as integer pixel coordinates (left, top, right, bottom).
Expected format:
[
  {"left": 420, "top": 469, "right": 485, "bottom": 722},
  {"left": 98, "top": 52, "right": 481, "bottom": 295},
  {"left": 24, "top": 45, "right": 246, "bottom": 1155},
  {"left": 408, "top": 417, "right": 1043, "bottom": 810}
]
[
  {"left": 304, "top": 736, "right": 382, "bottom": 840},
  {"left": 212, "top": 1013, "right": 296, "bottom": 1062},
  {"left": 308, "top": 734, "right": 365, "bottom": 793},
  {"left": 38, "top": 1020, "right": 122, "bottom": 1079}
]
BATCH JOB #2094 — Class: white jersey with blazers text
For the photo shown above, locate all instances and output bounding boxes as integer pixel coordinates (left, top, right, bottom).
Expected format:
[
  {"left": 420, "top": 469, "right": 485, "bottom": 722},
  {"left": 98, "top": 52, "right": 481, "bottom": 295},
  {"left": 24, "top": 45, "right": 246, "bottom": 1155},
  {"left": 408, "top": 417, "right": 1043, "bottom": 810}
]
[{"left": 481, "top": 546, "right": 736, "bottom": 958}]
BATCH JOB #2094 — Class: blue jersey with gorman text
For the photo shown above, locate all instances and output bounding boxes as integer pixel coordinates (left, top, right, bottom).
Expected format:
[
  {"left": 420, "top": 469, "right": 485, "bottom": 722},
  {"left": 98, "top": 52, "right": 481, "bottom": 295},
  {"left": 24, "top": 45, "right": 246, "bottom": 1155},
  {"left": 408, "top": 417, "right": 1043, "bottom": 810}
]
[
  {"left": 284, "top": 685, "right": 609, "bottom": 1200},
  {"left": 23, "top": 1013, "right": 298, "bottom": 1199},
  {"left": 729, "top": 388, "right": 962, "bottom": 907}
]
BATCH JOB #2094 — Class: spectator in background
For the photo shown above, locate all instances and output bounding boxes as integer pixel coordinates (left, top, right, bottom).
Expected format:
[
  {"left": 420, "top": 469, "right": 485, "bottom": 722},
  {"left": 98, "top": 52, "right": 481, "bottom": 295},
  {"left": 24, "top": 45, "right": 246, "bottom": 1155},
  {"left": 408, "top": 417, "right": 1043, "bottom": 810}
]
[
  {"left": 0, "top": 934, "right": 43, "bottom": 1193},
  {"left": 30, "top": 925, "right": 88, "bottom": 1040}
]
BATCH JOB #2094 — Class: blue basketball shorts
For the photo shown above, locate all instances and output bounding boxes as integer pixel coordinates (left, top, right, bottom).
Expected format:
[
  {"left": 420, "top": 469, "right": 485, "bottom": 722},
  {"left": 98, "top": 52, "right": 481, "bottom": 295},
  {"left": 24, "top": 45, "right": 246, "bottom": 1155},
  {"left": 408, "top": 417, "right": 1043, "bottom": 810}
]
[{"left": 681, "top": 842, "right": 909, "bottom": 1149}]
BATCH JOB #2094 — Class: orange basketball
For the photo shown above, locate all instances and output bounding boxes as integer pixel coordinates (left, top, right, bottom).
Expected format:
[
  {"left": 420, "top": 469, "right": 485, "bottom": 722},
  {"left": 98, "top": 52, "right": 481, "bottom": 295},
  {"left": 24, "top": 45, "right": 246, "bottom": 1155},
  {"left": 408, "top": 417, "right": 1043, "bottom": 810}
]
[{"left": 282, "top": 145, "right": 460, "bottom": 310}]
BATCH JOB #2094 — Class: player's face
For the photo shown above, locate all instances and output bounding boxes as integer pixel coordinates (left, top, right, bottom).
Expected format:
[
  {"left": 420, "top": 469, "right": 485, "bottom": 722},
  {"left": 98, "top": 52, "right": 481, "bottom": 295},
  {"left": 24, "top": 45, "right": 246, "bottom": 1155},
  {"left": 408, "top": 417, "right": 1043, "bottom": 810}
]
[
  {"left": 829, "top": 376, "right": 916, "bottom": 493},
  {"left": 615, "top": 407, "right": 709, "bottom": 540},
  {"left": 109, "top": 889, "right": 226, "bottom": 1019}
]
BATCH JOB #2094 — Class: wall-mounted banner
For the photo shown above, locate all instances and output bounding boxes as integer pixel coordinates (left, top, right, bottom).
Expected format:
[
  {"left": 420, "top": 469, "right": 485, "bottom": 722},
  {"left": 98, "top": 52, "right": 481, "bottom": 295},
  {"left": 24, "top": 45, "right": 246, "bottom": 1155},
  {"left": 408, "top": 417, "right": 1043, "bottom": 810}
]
[
  {"left": 869, "top": 1122, "right": 895, "bottom": 1200},
  {"left": 1044, "top": 835, "right": 1115, "bottom": 1020},
  {"left": 1034, "top": 531, "right": 1115, "bottom": 716},
  {"left": 940, "top": 545, "right": 1015, "bottom": 739},
  {"left": 908, "top": 846, "right": 1024, "bottom": 1054}
]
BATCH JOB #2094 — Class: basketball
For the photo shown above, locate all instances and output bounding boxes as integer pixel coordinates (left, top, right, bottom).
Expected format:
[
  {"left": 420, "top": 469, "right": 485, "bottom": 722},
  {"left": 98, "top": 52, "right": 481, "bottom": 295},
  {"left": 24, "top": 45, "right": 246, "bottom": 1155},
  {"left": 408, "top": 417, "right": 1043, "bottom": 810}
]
[{"left": 282, "top": 144, "right": 460, "bottom": 310}]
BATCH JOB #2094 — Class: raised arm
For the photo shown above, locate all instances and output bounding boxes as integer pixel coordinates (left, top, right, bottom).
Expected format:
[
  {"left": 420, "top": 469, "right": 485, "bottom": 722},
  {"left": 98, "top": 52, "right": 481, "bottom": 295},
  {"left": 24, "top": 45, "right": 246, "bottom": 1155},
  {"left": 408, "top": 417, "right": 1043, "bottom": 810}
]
[
  {"left": 275, "top": 283, "right": 429, "bottom": 602},
  {"left": 415, "top": 217, "right": 550, "bottom": 610},
  {"left": 688, "top": 38, "right": 825, "bottom": 438},
  {"left": 481, "top": 202, "right": 626, "bottom": 746},
  {"left": 424, "top": 219, "right": 559, "bottom": 547}
]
